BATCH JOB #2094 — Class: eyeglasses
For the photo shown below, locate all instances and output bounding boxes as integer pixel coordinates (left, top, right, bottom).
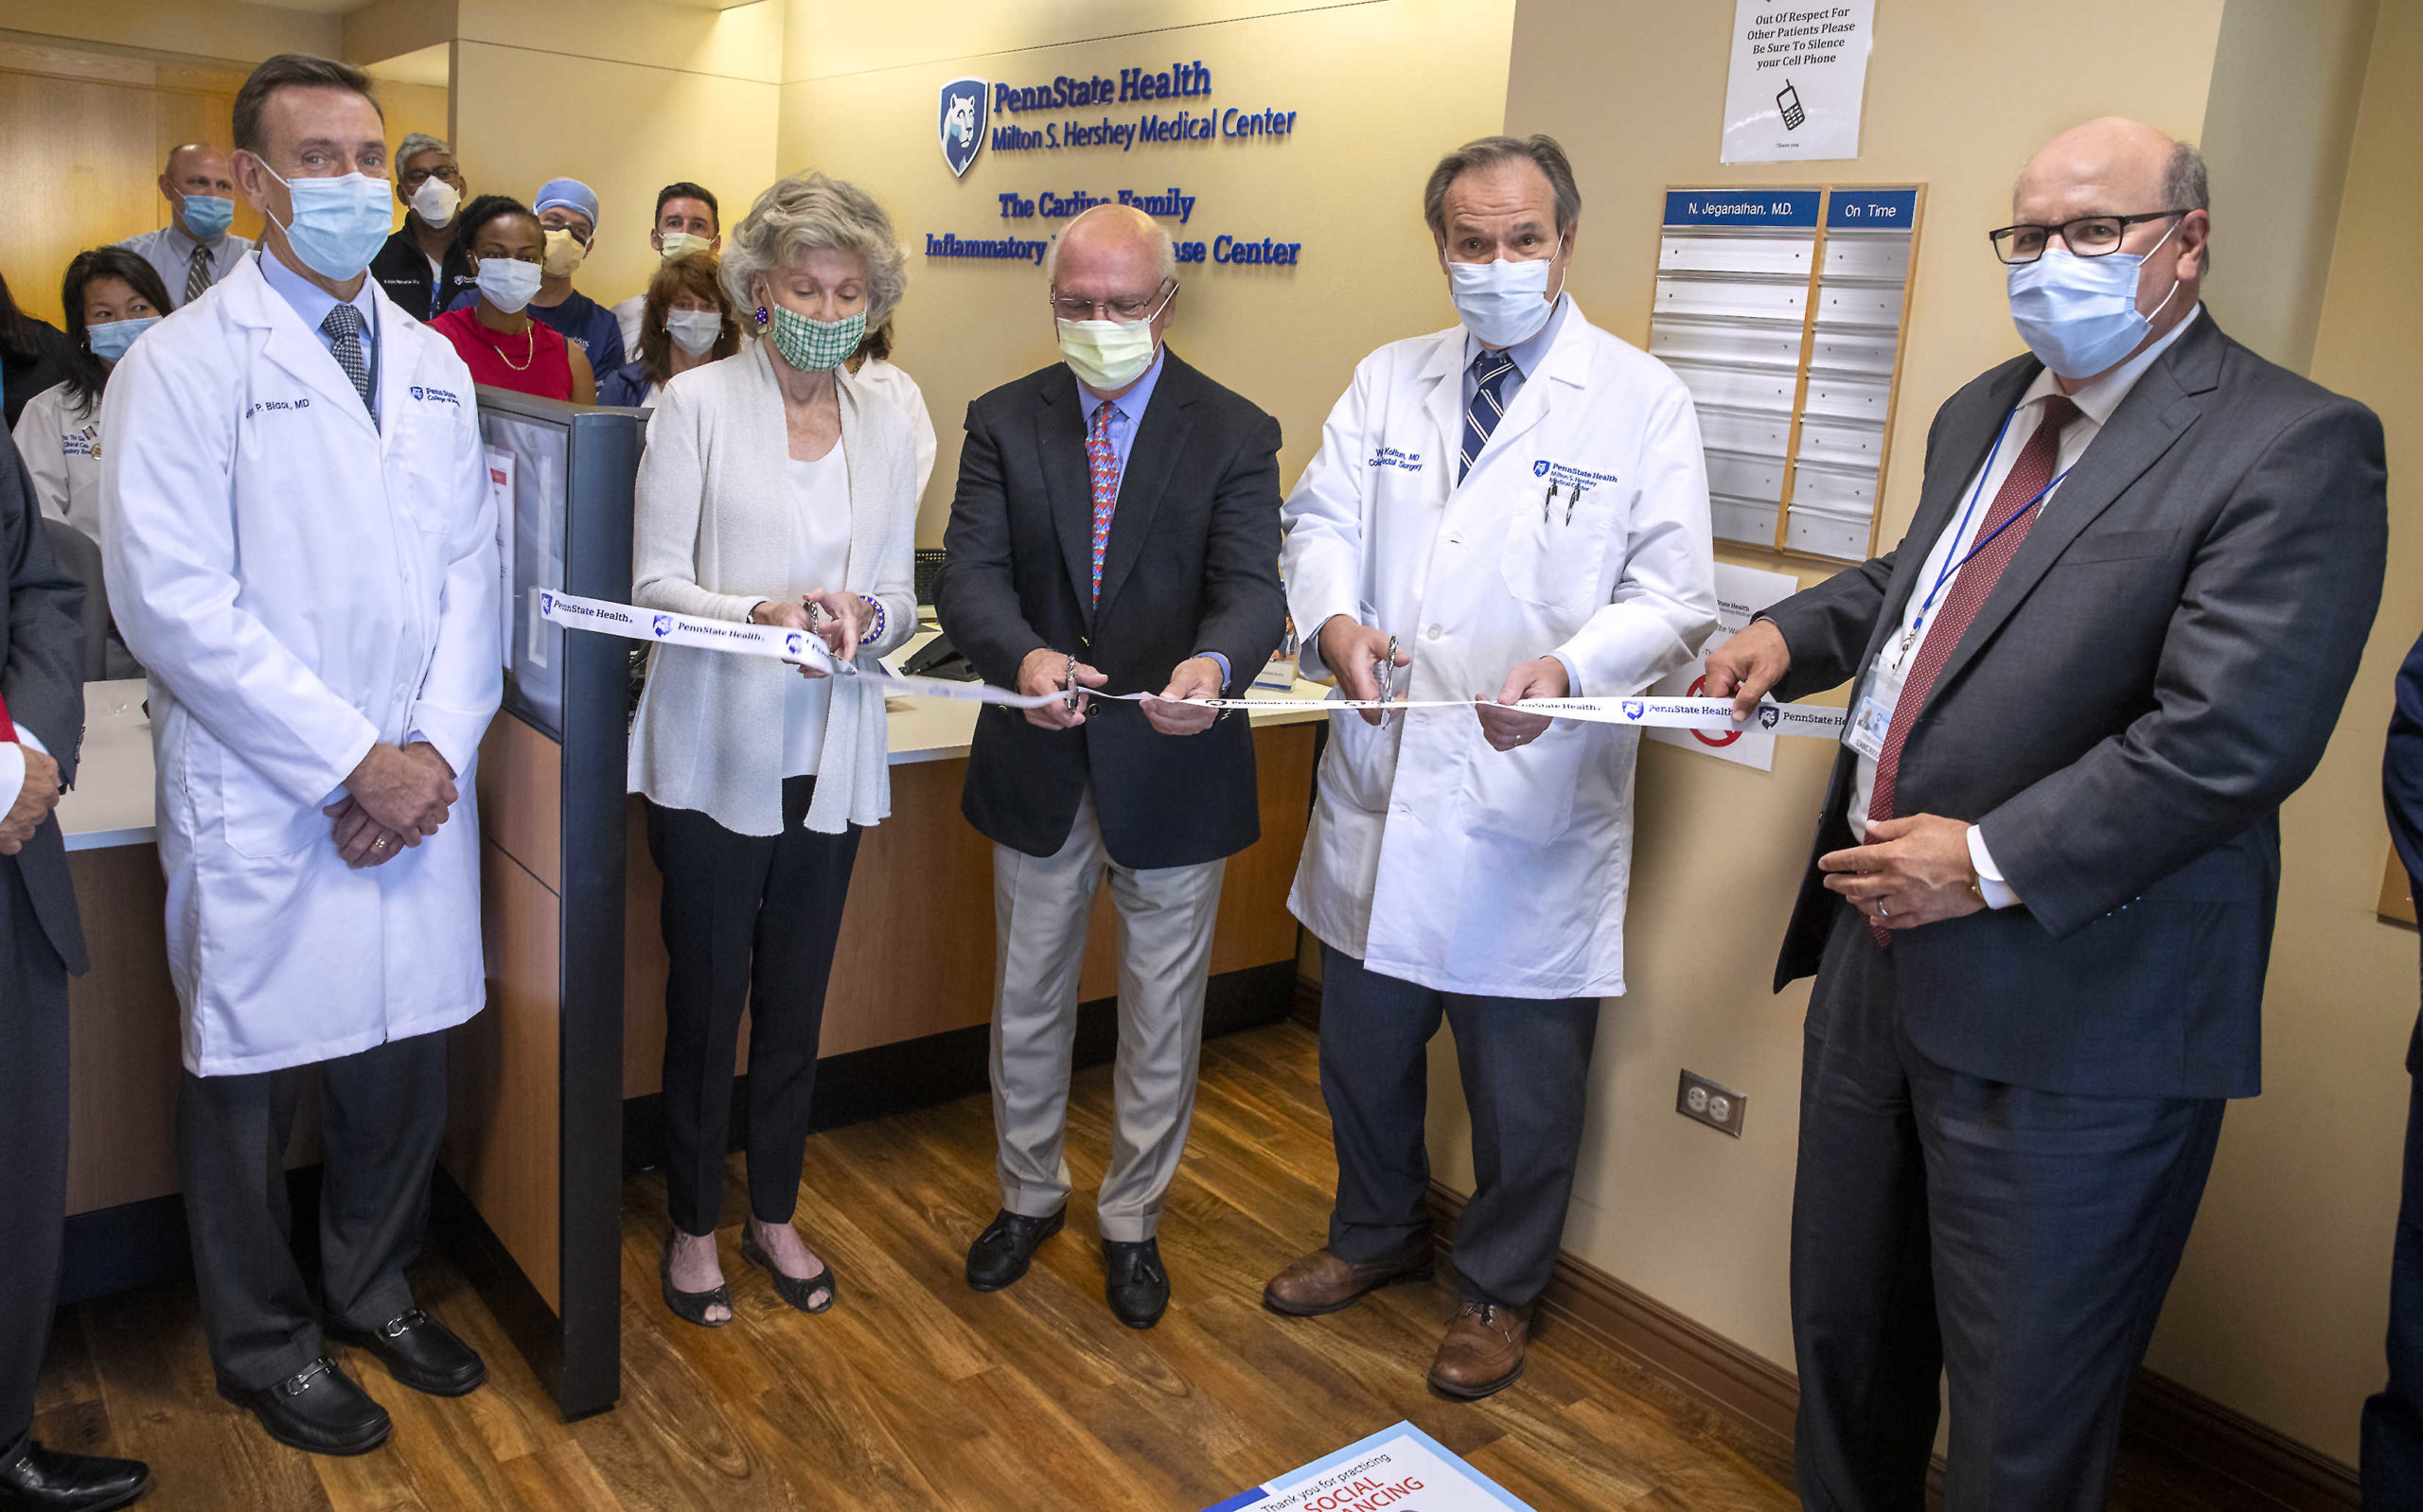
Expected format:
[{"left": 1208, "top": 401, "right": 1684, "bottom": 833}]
[
  {"left": 1048, "top": 279, "right": 1175, "bottom": 323},
  {"left": 398, "top": 164, "right": 464, "bottom": 189},
  {"left": 1989, "top": 211, "right": 2188, "bottom": 265}
]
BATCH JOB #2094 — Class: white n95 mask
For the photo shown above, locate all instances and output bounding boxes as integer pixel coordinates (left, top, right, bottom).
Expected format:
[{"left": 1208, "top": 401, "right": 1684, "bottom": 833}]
[
  {"left": 410, "top": 176, "right": 460, "bottom": 229},
  {"left": 2007, "top": 219, "right": 2182, "bottom": 378},
  {"left": 1056, "top": 285, "right": 1175, "bottom": 392},
  {"left": 1448, "top": 252, "right": 1561, "bottom": 349}
]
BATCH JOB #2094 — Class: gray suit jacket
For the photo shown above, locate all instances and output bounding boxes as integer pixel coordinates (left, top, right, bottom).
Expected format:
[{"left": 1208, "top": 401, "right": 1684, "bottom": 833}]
[
  {"left": 1, "top": 431, "right": 87, "bottom": 974},
  {"left": 1766, "top": 313, "right": 2385, "bottom": 1099}
]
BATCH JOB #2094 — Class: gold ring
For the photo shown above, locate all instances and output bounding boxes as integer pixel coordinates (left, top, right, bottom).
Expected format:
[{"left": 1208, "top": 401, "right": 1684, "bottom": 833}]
[{"left": 372, "top": 837, "right": 388, "bottom": 852}]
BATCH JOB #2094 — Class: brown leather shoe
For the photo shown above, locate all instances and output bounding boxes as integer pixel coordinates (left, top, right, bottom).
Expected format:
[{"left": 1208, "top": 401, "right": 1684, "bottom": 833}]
[
  {"left": 1427, "top": 1299, "right": 1529, "bottom": 1399},
  {"left": 1262, "top": 1235, "right": 1434, "bottom": 1317}
]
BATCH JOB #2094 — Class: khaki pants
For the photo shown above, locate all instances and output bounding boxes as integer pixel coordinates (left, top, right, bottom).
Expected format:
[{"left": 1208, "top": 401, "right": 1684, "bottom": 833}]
[{"left": 989, "top": 788, "right": 1225, "bottom": 1242}]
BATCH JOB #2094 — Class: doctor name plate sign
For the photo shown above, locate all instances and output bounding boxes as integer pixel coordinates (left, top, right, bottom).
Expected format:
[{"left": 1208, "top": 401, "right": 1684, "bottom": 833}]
[{"left": 1651, "top": 184, "right": 1922, "bottom": 562}]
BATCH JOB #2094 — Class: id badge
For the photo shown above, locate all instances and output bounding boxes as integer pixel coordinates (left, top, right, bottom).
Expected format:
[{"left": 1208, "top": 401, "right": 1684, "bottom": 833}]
[{"left": 1843, "top": 654, "right": 1906, "bottom": 761}]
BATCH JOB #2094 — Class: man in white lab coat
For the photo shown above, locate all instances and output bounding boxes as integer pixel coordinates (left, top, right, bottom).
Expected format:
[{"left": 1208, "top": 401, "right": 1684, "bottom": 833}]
[
  {"left": 1264, "top": 134, "right": 1717, "bottom": 1399},
  {"left": 99, "top": 54, "right": 500, "bottom": 1459}
]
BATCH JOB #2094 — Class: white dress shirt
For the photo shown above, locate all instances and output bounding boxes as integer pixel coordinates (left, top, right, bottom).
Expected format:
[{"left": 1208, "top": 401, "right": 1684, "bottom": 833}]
[
  {"left": 782, "top": 438, "right": 853, "bottom": 778},
  {"left": 1848, "top": 305, "right": 2202, "bottom": 905}
]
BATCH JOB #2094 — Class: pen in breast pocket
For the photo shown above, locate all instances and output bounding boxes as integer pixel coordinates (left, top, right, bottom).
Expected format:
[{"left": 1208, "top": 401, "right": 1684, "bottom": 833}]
[{"left": 1542, "top": 479, "right": 1559, "bottom": 522}]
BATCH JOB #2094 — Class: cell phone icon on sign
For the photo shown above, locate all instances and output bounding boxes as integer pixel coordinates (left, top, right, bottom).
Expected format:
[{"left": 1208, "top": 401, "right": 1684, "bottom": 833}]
[{"left": 1777, "top": 81, "right": 1806, "bottom": 130}]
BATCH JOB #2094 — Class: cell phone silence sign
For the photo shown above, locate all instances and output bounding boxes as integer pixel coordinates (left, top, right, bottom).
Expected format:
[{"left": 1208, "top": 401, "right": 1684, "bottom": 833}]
[
  {"left": 1203, "top": 1422, "right": 1536, "bottom": 1512},
  {"left": 1721, "top": 0, "right": 1876, "bottom": 163}
]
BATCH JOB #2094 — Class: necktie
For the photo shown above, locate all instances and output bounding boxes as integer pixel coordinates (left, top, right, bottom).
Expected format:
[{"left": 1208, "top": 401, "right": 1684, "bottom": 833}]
[
  {"left": 1865, "top": 393, "right": 2079, "bottom": 947},
  {"left": 185, "top": 245, "right": 212, "bottom": 308},
  {"left": 1086, "top": 398, "right": 1123, "bottom": 602},
  {"left": 322, "top": 304, "right": 373, "bottom": 413},
  {"left": 1459, "top": 347, "right": 1519, "bottom": 484}
]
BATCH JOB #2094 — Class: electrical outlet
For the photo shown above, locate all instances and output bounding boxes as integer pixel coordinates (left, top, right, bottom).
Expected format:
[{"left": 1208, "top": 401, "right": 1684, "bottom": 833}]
[{"left": 1676, "top": 1069, "right": 1746, "bottom": 1137}]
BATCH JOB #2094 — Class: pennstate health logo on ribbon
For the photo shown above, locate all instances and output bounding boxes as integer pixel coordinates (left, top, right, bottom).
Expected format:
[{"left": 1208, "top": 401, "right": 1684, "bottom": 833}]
[
  {"left": 1760, "top": 705, "right": 1781, "bottom": 730},
  {"left": 1533, "top": 460, "right": 1551, "bottom": 477},
  {"left": 785, "top": 632, "right": 805, "bottom": 657},
  {"left": 539, "top": 590, "right": 554, "bottom": 616},
  {"left": 652, "top": 614, "right": 674, "bottom": 638},
  {"left": 1621, "top": 700, "right": 1645, "bottom": 720},
  {"left": 940, "top": 77, "right": 987, "bottom": 178}
]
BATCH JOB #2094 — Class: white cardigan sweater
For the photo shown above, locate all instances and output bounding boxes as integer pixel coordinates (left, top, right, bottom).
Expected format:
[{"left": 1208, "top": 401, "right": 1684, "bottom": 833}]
[{"left": 628, "top": 342, "right": 919, "bottom": 835}]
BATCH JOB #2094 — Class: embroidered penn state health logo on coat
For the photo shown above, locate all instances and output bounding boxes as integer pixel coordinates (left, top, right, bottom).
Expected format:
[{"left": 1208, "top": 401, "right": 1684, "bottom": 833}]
[
  {"left": 1533, "top": 459, "right": 1551, "bottom": 477},
  {"left": 940, "top": 77, "right": 987, "bottom": 178}
]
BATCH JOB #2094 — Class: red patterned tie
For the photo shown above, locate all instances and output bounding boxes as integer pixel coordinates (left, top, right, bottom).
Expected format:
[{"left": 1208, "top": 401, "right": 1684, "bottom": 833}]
[
  {"left": 1086, "top": 399, "right": 1122, "bottom": 603},
  {"left": 1866, "top": 394, "right": 2078, "bottom": 947},
  {"left": 0, "top": 690, "right": 14, "bottom": 744}
]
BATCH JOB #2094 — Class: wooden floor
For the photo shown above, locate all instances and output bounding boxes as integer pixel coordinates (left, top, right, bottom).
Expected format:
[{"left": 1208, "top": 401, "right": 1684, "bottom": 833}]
[{"left": 34, "top": 1022, "right": 2237, "bottom": 1510}]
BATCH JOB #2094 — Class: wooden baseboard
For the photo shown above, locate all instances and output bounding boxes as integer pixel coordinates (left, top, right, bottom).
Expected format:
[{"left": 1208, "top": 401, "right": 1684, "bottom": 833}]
[
  {"left": 1289, "top": 971, "right": 1321, "bottom": 1032},
  {"left": 1419, "top": 1181, "right": 2361, "bottom": 1510}
]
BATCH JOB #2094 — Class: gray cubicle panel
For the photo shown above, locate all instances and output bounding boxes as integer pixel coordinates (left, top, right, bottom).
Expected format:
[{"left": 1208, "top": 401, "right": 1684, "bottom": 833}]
[{"left": 445, "top": 387, "right": 643, "bottom": 1420}]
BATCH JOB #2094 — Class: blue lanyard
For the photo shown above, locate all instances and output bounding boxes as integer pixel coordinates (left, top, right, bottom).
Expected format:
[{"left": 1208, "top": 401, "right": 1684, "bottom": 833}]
[{"left": 1909, "top": 408, "right": 2076, "bottom": 639}]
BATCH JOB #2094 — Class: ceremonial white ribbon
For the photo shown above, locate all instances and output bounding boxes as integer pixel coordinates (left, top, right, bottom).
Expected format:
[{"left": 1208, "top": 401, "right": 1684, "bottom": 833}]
[{"left": 537, "top": 590, "right": 1846, "bottom": 737}]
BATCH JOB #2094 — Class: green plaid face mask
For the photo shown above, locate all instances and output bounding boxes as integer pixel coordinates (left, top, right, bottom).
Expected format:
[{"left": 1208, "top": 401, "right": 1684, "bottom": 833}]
[{"left": 768, "top": 303, "right": 865, "bottom": 373}]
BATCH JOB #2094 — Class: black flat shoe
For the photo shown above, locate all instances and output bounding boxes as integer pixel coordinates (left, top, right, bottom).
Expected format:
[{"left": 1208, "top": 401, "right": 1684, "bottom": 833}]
[
  {"left": 216, "top": 1357, "right": 391, "bottom": 1457},
  {"left": 327, "top": 1309, "right": 486, "bottom": 1398},
  {"left": 1104, "top": 1238, "right": 1171, "bottom": 1329},
  {"left": 0, "top": 1442, "right": 151, "bottom": 1511},
  {"left": 965, "top": 1206, "right": 1065, "bottom": 1292},
  {"left": 740, "top": 1225, "right": 838, "bottom": 1314},
  {"left": 659, "top": 1233, "right": 733, "bottom": 1328}
]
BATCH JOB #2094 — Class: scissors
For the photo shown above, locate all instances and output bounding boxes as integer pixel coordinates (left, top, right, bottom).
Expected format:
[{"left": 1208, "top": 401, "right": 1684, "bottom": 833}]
[
  {"left": 1373, "top": 636, "right": 1401, "bottom": 718},
  {"left": 1064, "top": 652, "right": 1085, "bottom": 717},
  {"left": 803, "top": 600, "right": 858, "bottom": 676}
]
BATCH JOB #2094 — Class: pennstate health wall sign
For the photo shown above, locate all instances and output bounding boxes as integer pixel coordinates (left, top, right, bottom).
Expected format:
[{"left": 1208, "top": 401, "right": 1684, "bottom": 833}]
[{"left": 926, "top": 57, "right": 1306, "bottom": 272}]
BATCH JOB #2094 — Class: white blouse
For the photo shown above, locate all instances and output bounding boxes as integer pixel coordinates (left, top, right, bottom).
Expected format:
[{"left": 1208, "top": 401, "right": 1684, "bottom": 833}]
[{"left": 782, "top": 434, "right": 853, "bottom": 778}]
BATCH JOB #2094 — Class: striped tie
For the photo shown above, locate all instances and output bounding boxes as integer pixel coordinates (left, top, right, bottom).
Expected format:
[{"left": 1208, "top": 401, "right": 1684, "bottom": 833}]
[
  {"left": 322, "top": 305, "right": 373, "bottom": 413},
  {"left": 185, "top": 244, "right": 212, "bottom": 307},
  {"left": 1459, "top": 347, "right": 1519, "bottom": 484}
]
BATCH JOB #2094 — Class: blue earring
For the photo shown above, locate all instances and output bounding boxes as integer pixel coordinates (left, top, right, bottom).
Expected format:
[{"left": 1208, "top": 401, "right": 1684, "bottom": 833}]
[{"left": 753, "top": 306, "right": 769, "bottom": 326}]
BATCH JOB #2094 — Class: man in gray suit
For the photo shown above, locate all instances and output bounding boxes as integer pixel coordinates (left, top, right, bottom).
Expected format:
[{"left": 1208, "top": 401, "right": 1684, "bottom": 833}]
[
  {"left": 0, "top": 432, "right": 150, "bottom": 1510},
  {"left": 1709, "top": 117, "right": 2387, "bottom": 1507}
]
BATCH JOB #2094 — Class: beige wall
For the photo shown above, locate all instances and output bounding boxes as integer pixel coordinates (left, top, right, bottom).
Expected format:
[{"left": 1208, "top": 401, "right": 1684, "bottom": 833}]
[
  {"left": 449, "top": 0, "right": 781, "bottom": 330},
  {"left": 2146, "top": 0, "right": 2418, "bottom": 1462},
  {"left": 777, "top": 0, "right": 1517, "bottom": 530},
  {"left": 1489, "top": 0, "right": 2420, "bottom": 1471},
  {"left": 2196, "top": 0, "right": 2378, "bottom": 371},
  {"left": 0, "top": 0, "right": 334, "bottom": 65}
]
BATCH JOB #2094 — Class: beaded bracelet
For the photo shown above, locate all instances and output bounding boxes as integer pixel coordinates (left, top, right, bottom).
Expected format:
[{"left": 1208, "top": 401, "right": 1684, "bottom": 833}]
[{"left": 857, "top": 594, "right": 886, "bottom": 645}]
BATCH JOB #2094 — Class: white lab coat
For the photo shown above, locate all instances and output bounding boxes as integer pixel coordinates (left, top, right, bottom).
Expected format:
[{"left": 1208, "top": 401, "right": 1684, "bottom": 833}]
[
  {"left": 1282, "top": 299, "right": 1717, "bottom": 999},
  {"left": 12, "top": 380, "right": 103, "bottom": 540},
  {"left": 850, "top": 357, "right": 939, "bottom": 504},
  {"left": 98, "top": 254, "right": 502, "bottom": 1077}
]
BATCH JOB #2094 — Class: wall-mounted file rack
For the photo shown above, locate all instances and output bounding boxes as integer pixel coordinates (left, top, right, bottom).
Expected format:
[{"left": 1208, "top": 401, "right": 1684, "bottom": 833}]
[{"left": 1651, "top": 185, "right": 1924, "bottom": 563}]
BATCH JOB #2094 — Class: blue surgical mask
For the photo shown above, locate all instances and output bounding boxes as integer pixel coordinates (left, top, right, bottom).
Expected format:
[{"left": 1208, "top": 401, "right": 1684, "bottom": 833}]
[
  {"left": 2006, "top": 219, "right": 2183, "bottom": 378},
  {"left": 180, "top": 194, "right": 236, "bottom": 240},
  {"left": 87, "top": 316, "right": 161, "bottom": 364},
  {"left": 260, "top": 165, "right": 395, "bottom": 283}
]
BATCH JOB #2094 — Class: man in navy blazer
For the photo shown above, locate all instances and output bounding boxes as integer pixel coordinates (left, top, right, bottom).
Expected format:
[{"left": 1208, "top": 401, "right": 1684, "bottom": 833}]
[
  {"left": 2364, "top": 633, "right": 2423, "bottom": 1506},
  {"left": 1710, "top": 118, "right": 2386, "bottom": 1506}
]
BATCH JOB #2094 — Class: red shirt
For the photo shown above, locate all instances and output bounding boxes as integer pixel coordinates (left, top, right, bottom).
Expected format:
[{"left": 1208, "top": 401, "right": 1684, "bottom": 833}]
[{"left": 429, "top": 307, "right": 575, "bottom": 401}]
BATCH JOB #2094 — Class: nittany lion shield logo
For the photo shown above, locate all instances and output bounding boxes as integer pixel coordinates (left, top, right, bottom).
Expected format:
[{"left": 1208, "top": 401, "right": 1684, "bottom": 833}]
[
  {"left": 1759, "top": 706, "right": 1781, "bottom": 730},
  {"left": 1621, "top": 700, "right": 1646, "bottom": 720},
  {"left": 652, "top": 614, "right": 674, "bottom": 639},
  {"left": 785, "top": 632, "right": 805, "bottom": 657},
  {"left": 939, "top": 77, "right": 987, "bottom": 178},
  {"left": 538, "top": 589, "right": 553, "bottom": 616},
  {"left": 1532, "top": 459, "right": 1551, "bottom": 477}
]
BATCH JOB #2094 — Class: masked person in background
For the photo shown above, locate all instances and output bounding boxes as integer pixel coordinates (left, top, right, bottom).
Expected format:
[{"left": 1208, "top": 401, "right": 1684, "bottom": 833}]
[
  {"left": 844, "top": 320, "right": 936, "bottom": 504},
  {"left": 429, "top": 195, "right": 596, "bottom": 404},
  {"left": 115, "top": 143, "right": 252, "bottom": 310},
  {"left": 1701, "top": 118, "right": 2385, "bottom": 1509},
  {"left": 370, "top": 132, "right": 474, "bottom": 321},
  {"left": 1264, "top": 133, "right": 1715, "bottom": 1401},
  {"left": 612, "top": 182, "right": 721, "bottom": 358},
  {"left": 100, "top": 53, "right": 503, "bottom": 1460},
  {"left": 935, "top": 202, "right": 1285, "bottom": 1331},
  {"left": 444, "top": 175, "right": 625, "bottom": 376},
  {"left": 598, "top": 253, "right": 739, "bottom": 409},
  {"left": 13, "top": 248, "right": 174, "bottom": 544}
]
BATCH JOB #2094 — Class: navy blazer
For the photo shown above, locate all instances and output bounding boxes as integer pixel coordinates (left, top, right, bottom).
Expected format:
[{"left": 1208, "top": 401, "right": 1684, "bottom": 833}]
[
  {"left": 0, "top": 429, "right": 87, "bottom": 974},
  {"left": 1765, "top": 314, "right": 2385, "bottom": 1099},
  {"left": 2385, "top": 632, "right": 2423, "bottom": 1074},
  {"left": 936, "top": 349, "right": 1286, "bottom": 869}
]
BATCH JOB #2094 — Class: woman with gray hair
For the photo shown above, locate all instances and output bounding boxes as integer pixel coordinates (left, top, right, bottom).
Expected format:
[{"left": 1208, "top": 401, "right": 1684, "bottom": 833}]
[{"left": 628, "top": 170, "right": 918, "bottom": 1327}]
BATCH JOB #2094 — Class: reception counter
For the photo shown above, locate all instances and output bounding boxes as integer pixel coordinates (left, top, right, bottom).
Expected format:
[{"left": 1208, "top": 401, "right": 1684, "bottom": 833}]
[{"left": 52, "top": 659, "right": 1326, "bottom": 1316}]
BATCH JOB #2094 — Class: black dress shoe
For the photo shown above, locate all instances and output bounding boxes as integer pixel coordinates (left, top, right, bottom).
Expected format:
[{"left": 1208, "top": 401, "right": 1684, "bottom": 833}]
[
  {"left": 0, "top": 1443, "right": 150, "bottom": 1511},
  {"left": 1104, "top": 1238, "right": 1170, "bottom": 1329},
  {"left": 218, "top": 1357, "right": 390, "bottom": 1456},
  {"left": 965, "top": 1206, "right": 1065, "bottom": 1292},
  {"left": 327, "top": 1309, "right": 486, "bottom": 1398}
]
